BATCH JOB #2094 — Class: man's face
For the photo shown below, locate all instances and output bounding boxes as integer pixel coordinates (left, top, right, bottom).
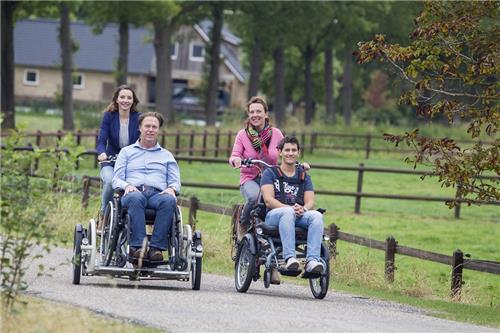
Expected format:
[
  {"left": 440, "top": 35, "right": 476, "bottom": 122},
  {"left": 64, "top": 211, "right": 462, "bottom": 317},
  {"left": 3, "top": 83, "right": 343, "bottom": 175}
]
[
  {"left": 139, "top": 116, "right": 160, "bottom": 146},
  {"left": 279, "top": 142, "right": 299, "bottom": 166}
]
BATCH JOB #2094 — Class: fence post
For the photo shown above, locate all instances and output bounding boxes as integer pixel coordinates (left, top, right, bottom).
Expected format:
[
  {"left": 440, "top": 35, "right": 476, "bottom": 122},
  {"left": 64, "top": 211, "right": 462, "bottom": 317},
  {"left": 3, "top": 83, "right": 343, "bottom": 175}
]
[
  {"left": 354, "top": 163, "right": 364, "bottom": 214},
  {"left": 75, "top": 130, "right": 82, "bottom": 170},
  {"left": 215, "top": 129, "right": 220, "bottom": 157},
  {"left": 328, "top": 223, "right": 339, "bottom": 260},
  {"left": 365, "top": 134, "right": 372, "bottom": 159},
  {"left": 189, "top": 130, "right": 195, "bottom": 159},
  {"left": 34, "top": 130, "right": 42, "bottom": 172},
  {"left": 310, "top": 132, "right": 317, "bottom": 154},
  {"left": 81, "top": 176, "right": 90, "bottom": 208},
  {"left": 301, "top": 132, "right": 306, "bottom": 158},
  {"left": 385, "top": 236, "right": 397, "bottom": 283},
  {"left": 161, "top": 130, "right": 166, "bottom": 147},
  {"left": 202, "top": 130, "right": 208, "bottom": 157},
  {"left": 189, "top": 196, "right": 199, "bottom": 231},
  {"left": 175, "top": 130, "right": 181, "bottom": 155},
  {"left": 451, "top": 249, "right": 464, "bottom": 299}
]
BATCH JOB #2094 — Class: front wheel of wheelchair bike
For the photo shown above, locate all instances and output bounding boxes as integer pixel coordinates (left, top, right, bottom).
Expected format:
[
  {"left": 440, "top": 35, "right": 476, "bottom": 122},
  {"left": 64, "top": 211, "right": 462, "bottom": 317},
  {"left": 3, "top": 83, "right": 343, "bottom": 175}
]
[
  {"left": 72, "top": 224, "right": 83, "bottom": 285},
  {"left": 103, "top": 202, "right": 120, "bottom": 266},
  {"left": 309, "top": 256, "right": 330, "bottom": 299},
  {"left": 235, "top": 238, "right": 256, "bottom": 293},
  {"left": 191, "top": 247, "right": 202, "bottom": 291},
  {"left": 263, "top": 269, "right": 271, "bottom": 289}
]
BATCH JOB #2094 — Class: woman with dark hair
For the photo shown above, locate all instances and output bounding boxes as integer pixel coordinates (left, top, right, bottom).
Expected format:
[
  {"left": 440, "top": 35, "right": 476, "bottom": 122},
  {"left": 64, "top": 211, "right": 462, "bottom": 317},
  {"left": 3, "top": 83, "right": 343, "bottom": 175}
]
[{"left": 96, "top": 85, "right": 141, "bottom": 222}]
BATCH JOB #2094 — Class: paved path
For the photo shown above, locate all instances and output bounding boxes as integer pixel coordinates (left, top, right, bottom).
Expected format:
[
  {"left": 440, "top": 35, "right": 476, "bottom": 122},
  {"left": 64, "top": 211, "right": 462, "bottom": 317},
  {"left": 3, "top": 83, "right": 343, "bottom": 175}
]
[{"left": 25, "top": 247, "right": 498, "bottom": 333}]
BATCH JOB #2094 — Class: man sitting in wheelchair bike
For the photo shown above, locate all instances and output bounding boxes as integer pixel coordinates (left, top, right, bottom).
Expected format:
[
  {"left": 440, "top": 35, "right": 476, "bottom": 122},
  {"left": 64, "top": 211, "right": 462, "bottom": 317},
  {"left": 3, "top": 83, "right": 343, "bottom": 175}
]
[
  {"left": 112, "top": 111, "right": 180, "bottom": 264},
  {"left": 261, "top": 135, "right": 325, "bottom": 274}
]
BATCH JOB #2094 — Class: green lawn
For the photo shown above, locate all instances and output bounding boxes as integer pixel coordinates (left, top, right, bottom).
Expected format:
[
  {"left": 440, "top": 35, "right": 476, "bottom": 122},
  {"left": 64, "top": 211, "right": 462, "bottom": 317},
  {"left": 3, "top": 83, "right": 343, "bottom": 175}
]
[{"left": 6, "top": 113, "right": 500, "bottom": 327}]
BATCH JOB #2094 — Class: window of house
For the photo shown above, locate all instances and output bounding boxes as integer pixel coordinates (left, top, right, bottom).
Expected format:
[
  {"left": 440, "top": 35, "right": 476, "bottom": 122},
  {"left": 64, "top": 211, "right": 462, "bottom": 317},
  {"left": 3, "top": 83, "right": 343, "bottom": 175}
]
[
  {"left": 171, "top": 42, "right": 179, "bottom": 60},
  {"left": 72, "top": 73, "right": 85, "bottom": 89},
  {"left": 23, "top": 69, "right": 39, "bottom": 86},
  {"left": 189, "top": 43, "right": 205, "bottom": 62}
]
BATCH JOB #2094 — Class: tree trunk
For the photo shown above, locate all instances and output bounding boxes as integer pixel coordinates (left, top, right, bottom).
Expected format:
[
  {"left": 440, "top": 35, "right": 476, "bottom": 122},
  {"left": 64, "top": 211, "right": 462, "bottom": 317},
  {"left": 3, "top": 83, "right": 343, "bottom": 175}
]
[
  {"left": 116, "top": 21, "right": 129, "bottom": 86},
  {"left": 154, "top": 22, "right": 174, "bottom": 124},
  {"left": 273, "top": 46, "right": 285, "bottom": 128},
  {"left": 304, "top": 44, "right": 315, "bottom": 125},
  {"left": 1, "top": 1, "right": 17, "bottom": 130},
  {"left": 205, "top": 5, "right": 223, "bottom": 126},
  {"left": 247, "top": 37, "right": 262, "bottom": 100},
  {"left": 60, "top": 2, "right": 74, "bottom": 131},
  {"left": 324, "top": 46, "right": 335, "bottom": 124},
  {"left": 342, "top": 46, "right": 353, "bottom": 126}
]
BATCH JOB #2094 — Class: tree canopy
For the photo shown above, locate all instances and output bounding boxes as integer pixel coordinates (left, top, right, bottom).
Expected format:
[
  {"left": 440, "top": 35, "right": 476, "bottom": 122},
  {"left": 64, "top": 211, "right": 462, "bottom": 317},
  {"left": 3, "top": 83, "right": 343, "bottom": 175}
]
[{"left": 357, "top": 1, "right": 499, "bottom": 204}]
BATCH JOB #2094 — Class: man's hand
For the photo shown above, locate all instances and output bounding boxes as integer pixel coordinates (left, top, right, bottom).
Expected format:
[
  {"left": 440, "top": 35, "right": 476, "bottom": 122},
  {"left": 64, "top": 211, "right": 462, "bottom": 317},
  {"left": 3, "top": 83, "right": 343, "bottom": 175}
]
[
  {"left": 293, "top": 203, "right": 306, "bottom": 217},
  {"left": 124, "top": 184, "right": 138, "bottom": 195},
  {"left": 97, "top": 152, "right": 107, "bottom": 162},
  {"left": 161, "top": 187, "right": 177, "bottom": 198}
]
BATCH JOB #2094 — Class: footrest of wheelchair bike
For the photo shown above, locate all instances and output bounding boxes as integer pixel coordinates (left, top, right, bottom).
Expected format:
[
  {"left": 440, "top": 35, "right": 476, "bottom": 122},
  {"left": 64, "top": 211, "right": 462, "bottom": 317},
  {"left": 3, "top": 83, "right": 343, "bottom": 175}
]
[
  {"left": 278, "top": 268, "right": 302, "bottom": 277},
  {"left": 301, "top": 271, "right": 323, "bottom": 279},
  {"left": 128, "top": 257, "right": 167, "bottom": 268}
]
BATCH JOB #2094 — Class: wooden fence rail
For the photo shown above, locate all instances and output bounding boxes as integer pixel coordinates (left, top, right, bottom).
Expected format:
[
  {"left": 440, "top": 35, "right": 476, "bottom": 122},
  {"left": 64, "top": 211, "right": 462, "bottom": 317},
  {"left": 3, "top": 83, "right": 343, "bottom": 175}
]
[
  {"left": 5, "top": 146, "right": 498, "bottom": 219},
  {"left": 326, "top": 223, "right": 500, "bottom": 298},
  {"left": 2, "top": 130, "right": 493, "bottom": 160}
]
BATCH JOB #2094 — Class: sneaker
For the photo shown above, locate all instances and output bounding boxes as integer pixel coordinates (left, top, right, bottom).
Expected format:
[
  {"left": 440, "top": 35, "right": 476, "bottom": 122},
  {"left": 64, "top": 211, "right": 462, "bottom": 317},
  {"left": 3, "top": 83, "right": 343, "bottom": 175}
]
[
  {"left": 148, "top": 248, "right": 163, "bottom": 261},
  {"left": 270, "top": 268, "right": 281, "bottom": 285},
  {"left": 305, "top": 260, "right": 324, "bottom": 274},
  {"left": 285, "top": 257, "right": 300, "bottom": 271}
]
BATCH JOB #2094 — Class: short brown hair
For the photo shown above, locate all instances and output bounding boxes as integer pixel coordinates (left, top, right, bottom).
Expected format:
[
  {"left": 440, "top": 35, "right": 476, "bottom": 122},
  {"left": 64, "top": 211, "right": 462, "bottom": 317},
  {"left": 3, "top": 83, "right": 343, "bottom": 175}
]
[
  {"left": 277, "top": 136, "right": 301, "bottom": 151},
  {"left": 139, "top": 112, "right": 164, "bottom": 127}
]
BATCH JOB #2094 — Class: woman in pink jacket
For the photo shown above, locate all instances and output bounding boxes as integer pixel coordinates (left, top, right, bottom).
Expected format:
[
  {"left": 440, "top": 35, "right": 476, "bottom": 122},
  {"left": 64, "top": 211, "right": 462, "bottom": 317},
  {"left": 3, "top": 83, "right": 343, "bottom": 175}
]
[{"left": 229, "top": 96, "right": 284, "bottom": 226}]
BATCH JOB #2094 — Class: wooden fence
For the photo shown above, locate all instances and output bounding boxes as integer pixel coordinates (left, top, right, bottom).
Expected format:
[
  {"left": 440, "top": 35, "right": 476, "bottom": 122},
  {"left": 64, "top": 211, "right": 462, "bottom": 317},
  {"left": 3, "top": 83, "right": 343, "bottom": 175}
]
[{"left": 2, "top": 130, "right": 493, "bottom": 160}]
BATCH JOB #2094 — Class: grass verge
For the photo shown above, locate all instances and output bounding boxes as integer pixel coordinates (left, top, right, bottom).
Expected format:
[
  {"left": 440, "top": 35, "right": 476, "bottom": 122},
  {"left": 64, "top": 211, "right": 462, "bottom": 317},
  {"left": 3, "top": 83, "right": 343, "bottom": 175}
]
[{"left": 1, "top": 295, "right": 162, "bottom": 333}]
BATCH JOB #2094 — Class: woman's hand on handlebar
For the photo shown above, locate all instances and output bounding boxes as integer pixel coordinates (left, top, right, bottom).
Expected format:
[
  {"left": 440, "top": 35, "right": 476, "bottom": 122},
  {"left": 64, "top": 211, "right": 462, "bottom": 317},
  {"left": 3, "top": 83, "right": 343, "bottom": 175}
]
[
  {"left": 98, "top": 152, "right": 108, "bottom": 162},
  {"left": 230, "top": 157, "right": 242, "bottom": 168}
]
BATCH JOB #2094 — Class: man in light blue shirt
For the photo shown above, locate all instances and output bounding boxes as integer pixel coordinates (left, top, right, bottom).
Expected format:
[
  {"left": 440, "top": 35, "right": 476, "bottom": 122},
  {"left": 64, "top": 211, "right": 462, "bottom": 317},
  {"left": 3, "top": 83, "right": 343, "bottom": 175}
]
[{"left": 112, "top": 112, "right": 180, "bottom": 263}]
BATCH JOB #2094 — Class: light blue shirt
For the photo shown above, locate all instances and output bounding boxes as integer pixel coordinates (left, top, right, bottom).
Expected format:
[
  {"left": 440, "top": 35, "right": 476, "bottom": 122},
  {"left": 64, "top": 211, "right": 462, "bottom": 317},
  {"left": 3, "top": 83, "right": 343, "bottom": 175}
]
[{"left": 112, "top": 140, "right": 181, "bottom": 193}]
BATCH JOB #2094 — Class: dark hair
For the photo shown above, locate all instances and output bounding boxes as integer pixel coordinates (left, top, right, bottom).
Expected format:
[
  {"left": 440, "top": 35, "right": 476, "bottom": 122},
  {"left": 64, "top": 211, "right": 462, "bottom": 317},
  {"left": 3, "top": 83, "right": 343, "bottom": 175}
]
[
  {"left": 104, "top": 85, "right": 140, "bottom": 113},
  {"left": 139, "top": 111, "right": 164, "bottom": 127},
  {"left": 277, "top": 136, "right": 301, "bottom": 151},
  {"left": 245, "top": 96, "right": 271, "bottom": 127}
]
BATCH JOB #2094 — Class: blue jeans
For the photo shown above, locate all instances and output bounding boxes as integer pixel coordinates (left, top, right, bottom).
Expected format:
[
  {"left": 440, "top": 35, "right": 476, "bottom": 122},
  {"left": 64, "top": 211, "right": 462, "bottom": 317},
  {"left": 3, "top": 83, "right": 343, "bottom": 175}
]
[
  {"left": 264, "top": 206, "right": 324, "bottom": 262},
  {"left": 121, "top": 189, "right": 176, "bottom": 250},
  {"left": 240, "top": 178, "right": 260, "bottom": 224},
  {"left": 100, "top": 165, "right": 114, "bottom": 214}
]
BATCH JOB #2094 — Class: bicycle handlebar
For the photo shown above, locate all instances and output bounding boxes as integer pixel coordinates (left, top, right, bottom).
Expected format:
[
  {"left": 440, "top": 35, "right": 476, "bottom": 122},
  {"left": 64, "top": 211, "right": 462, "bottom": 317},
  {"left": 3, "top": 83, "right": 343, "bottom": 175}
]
[{"left": 241, "top": 158, "right": 273, "bottom": 168}]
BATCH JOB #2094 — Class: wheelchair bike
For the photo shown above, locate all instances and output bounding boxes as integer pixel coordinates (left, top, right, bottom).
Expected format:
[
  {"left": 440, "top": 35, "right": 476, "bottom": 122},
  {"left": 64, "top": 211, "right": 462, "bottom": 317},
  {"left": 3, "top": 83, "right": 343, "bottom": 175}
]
[
  {"left": 72, "top": 189, "right": 203, "bottom": 290},
  {"left": 232, "top": 159, "right": 330, "bottom": 299}
]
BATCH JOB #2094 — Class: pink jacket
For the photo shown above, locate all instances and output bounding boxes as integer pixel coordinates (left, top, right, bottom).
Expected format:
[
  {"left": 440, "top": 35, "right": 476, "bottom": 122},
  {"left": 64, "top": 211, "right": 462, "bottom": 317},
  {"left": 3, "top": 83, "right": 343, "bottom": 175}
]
[{"left": 229, "top": 127, "right": 284, "bottom": 185}]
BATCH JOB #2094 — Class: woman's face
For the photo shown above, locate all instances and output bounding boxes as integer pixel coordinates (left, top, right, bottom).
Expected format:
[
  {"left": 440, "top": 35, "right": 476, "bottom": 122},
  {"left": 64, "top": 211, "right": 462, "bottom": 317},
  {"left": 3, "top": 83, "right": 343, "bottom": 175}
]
[
  {"left": 247, "top": 102, "right": 267, "bottom": 130},
  {"left": 116, "top": 89, "right": 134, "bottom": 112}
]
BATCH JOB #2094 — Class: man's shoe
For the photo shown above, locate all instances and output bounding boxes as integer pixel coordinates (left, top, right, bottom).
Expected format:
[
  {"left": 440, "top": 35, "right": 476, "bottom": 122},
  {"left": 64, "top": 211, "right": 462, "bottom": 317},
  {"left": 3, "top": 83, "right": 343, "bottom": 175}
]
[
  {"left": 129, "top": 247, "right": 144, "bottom": 261},
  {"left": 305, "top": 260, "right": 325, "bottom": 274},
  {"left": 270, "top": 268, "right": 281, "bottom": 285},
  {"left": 148, "top": 248, "right": 163, "bottom": 261},
  {"left": 285, "top": 257, "right": 300, "bottom": 271}
]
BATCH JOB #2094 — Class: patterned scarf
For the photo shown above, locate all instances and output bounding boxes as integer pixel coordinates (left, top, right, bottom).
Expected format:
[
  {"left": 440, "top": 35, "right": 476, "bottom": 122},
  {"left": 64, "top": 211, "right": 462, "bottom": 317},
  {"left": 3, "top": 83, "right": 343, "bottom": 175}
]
[{"left": 246, "top": 121, "right": 272, "bottom": 154}]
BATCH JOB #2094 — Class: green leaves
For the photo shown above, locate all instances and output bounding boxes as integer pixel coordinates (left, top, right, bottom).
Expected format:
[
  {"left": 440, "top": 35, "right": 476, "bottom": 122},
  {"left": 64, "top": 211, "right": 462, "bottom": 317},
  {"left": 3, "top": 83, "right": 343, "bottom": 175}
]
[{"left": 357, "top": 2, "right": 499, "bottom": 204}]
